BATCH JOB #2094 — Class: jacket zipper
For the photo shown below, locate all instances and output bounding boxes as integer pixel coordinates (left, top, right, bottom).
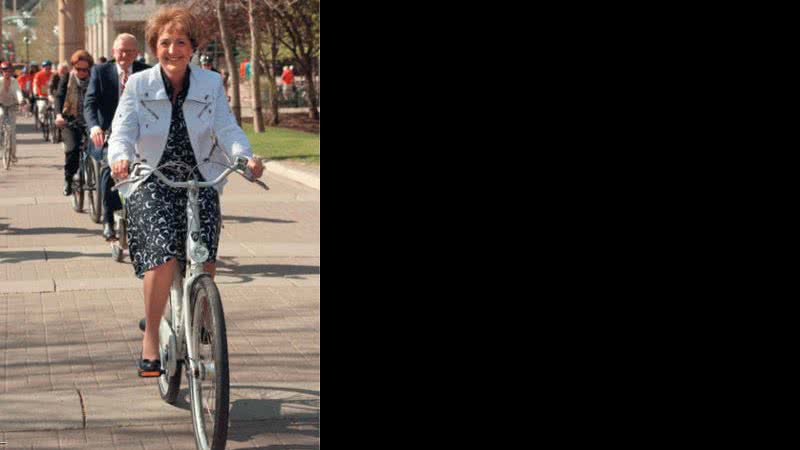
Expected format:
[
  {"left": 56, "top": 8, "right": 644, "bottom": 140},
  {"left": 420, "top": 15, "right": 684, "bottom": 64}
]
[
  {"left": 197, "top": 102, "right": 211, "bottom": 118},
  {"left": 140, "top": 100, "right": 159, "bottom": 120}
]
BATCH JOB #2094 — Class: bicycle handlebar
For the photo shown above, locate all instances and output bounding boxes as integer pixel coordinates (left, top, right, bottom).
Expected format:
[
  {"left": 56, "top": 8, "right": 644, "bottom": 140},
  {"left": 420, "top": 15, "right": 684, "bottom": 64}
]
[{"left": 112, "top": 157, "right": 269, "bottom": 192}]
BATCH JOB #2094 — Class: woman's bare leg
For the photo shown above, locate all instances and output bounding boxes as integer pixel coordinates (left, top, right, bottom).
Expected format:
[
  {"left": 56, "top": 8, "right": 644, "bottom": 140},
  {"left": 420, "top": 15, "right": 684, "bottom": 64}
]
[
  {"left": 141, "top": 260, "right": 216, "bottom": 361},
  {"left": 141, "top": 259, "right": 178, "bottom": 361}
]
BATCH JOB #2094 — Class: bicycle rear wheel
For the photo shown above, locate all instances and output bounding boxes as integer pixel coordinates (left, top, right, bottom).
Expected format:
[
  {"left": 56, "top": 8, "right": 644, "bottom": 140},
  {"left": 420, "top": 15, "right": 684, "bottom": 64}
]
[{"left": 188, "top": 275, "right": 230, "bottom": 450}]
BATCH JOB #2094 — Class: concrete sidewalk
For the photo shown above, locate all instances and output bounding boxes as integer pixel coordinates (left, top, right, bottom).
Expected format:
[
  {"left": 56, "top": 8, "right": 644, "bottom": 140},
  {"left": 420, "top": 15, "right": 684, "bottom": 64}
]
[{"left": 0, "top": 118, "right": 319, "bottom": 449}]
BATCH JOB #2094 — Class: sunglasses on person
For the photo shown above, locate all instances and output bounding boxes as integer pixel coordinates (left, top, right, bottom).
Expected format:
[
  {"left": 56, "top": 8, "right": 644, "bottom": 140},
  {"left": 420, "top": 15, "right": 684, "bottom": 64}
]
[{"left": 75, "top": 67, "right": 90, "bottom": 73}]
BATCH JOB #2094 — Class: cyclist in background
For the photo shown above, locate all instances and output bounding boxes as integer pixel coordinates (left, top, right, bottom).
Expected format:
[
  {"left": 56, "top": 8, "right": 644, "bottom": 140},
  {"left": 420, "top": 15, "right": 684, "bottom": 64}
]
[
  {"left": 33, "top": 60, "right": 54, "bottom": 127},
  {"left": 55, "top": 50, "right": 94, "bottom": 196},
  {"left": 0, "top": 61, "right": 26, "bottom": 163},
  {"left": 49, "top": 63, "right": 69, "bottom": 105},
  {"left": 84, "top": 33, "right": 150, "bottom": 240},
  {"left": 17, "top": 66, "right": 32, "bottom": 113}
]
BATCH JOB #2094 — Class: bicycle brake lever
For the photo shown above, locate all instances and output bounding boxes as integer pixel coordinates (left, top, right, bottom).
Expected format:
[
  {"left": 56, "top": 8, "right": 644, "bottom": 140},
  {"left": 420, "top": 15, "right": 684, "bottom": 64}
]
[
  {"left": 252, "top": 178, "right": 270, "bottom": 191},
  {"left": 237, "top": 169, "right": 270, "bottom": 191}
]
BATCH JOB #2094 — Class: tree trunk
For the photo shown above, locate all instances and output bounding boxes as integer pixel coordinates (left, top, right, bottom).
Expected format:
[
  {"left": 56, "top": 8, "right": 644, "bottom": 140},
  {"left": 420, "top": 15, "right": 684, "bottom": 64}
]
[
  {"left": 267, "top": 20, "right": 280, "bottom": 125},
  {"left": 217, "top": 0, "right": 242, "bottom": 126},
  {"left": 301, "top": 55, "right": 320, "bottom": 120},
  {"left": 259, "top": 42, "right": 280, "bottom": 126},
  {"left": 248, "top": 0, "right": 264, "bottom": 132}
]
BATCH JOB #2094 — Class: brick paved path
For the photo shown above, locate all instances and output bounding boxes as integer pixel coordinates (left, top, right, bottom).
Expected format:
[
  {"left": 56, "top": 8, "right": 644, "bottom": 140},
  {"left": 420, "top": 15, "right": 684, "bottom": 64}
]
[{"left": 0, "top": 117, "right": 319, "bottom": 449}]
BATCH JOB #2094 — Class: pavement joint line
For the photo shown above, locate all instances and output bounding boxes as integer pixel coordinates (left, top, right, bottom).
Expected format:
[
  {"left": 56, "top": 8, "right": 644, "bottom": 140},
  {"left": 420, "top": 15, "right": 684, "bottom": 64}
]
[
  {"left": 1, "top": 416, "right": 320, "bottom": 434},
  {"left": 77, "top": 388, "right": 87, "bottom": 429}
]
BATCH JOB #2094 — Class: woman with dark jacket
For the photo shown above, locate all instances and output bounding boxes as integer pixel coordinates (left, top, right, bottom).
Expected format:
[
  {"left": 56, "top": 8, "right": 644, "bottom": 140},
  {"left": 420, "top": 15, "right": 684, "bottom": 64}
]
[{"left": 54, "top": 50, "right": 94, "bottom": 196}]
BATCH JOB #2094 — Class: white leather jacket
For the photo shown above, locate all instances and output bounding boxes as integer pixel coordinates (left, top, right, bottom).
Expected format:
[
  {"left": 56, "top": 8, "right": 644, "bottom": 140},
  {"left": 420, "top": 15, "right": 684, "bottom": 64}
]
[{"left": 108, "top": 63, "right": 253, "bottom": 198}]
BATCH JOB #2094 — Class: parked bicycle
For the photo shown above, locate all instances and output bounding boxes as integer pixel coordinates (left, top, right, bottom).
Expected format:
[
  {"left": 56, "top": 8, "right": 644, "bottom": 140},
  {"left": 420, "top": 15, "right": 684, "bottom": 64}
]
[
  {"left": 0, "top": 104, "right": 17, "bottom": 170},
  {"left": 116, "top": 155, "right": 268, "bottom": 450}
]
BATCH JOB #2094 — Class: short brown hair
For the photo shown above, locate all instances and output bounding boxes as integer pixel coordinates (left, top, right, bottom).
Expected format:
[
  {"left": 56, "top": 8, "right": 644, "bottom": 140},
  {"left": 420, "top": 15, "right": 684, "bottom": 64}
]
[
  {"left": 145, "top": 5, "right": 199, "bottom": 56},
  {"left": 70, "top": 50, "right": 94, "bottom": 67}
]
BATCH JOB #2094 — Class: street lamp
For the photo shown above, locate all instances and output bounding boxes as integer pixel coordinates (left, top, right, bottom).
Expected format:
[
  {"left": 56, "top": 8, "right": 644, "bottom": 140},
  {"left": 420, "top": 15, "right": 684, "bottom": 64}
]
[{"left": 23, "top": 35, "right": 30, "bottom": 62}]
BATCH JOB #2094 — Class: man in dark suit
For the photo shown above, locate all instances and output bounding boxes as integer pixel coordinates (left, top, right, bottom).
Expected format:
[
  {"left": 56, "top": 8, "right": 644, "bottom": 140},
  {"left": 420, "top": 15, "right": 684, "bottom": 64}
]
[{"left": 84, "top": 33, "right": 150, "bottom": 240}]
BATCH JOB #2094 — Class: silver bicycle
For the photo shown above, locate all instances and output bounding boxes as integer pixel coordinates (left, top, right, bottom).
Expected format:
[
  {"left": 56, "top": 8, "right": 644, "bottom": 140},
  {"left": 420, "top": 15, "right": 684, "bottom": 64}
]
[
  {"left": 114, "top": 156, "right": 268, "bottom": 450},
  {"left": 0, "top": 104, "right": 17, "bottom": 170}
]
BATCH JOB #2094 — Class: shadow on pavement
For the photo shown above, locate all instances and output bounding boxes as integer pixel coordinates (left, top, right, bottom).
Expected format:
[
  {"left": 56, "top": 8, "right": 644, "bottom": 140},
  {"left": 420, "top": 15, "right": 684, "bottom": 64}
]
[
  {"left": 166, "top": 384, "right": 319, "bottom": 448},
  {"left": 0, "top": 224, "right": 103, "bottom": 238},
  {"left": 228, "top": 385, "right": 319, "bottom": 446},
  {"left": 0, "top": 249, "right": 108, "bottom": 263},
  {"left": 216, "top": 262, "right": 320, "bottom": 285},
  {"left": 223, "top": 215, "right": 296, "bottom": 225}
]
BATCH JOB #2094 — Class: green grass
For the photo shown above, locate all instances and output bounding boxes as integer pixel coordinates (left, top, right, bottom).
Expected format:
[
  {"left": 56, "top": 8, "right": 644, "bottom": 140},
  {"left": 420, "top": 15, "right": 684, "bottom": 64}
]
[{"left": 242, "top": 123, "right": 320, "bottom": 164}]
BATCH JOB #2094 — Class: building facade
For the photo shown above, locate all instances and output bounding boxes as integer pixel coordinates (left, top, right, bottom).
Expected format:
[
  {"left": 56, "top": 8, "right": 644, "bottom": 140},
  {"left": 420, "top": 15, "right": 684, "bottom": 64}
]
[{"left": 84, "top": 0, "right": 162, "bottom": 63}]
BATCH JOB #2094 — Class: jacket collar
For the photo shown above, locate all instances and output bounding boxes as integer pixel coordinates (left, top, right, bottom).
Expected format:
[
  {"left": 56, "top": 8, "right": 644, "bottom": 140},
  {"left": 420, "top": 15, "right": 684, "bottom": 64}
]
[{"left": 143, "top": 63, "right": 208, "bottom": 102}]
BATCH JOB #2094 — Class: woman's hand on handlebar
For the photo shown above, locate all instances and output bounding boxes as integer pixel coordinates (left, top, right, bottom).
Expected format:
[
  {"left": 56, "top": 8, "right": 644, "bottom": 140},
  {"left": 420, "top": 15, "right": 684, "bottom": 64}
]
[
  {"left": 247, "top": 157, "right": 264, "bottom": 179},
  {"left": 112, "top": 160, "right": 130, "bottom": 180}
]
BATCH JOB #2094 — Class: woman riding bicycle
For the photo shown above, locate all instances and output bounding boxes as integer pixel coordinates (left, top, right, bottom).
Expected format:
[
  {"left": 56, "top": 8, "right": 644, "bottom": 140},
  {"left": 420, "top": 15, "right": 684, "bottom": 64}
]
[
  {"left": 55, "top": 50, "right": 95, "bottom": 196},
  {"left": 0, "top": 61, "right": 26, "bottom": 164},
  {"left": 108, "top": 5, "right": 264, "bottom": 377}
]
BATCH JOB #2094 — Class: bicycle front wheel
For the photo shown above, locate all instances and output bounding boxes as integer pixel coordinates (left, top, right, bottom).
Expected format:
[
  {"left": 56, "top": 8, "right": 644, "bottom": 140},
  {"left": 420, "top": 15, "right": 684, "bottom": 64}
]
[
  {"left": 72, "top": 164, "right": 84, "bottom": 212},
  {"left": 51, "top": 116, "right": 60, "bottom": 144},
  {"left": 188, "top": 275, "right": 230, "bottom": 450},
  {"left": 87, "top": 157, "right": 102, "bottom": 224},
  {"left": 42, "top": 117, "right": 49, "bottom": 141}
]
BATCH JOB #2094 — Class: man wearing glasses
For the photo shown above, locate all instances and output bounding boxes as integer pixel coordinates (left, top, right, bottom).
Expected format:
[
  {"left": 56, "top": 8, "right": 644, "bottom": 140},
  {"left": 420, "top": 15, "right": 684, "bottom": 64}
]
[
  {"left": 55, "top": 50, "right": 94, "bottom": 196},
  {"left": 84, "top": 33, "right": 150, "bottom": 240}
]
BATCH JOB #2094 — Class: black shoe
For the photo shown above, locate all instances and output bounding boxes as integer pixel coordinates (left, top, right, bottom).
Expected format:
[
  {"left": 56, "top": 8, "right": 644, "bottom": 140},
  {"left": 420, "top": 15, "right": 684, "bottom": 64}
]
[
  {"left": 139, "top": 318, "right": 146, "bottom": 332},
  {"left": 138, "top": 355, "right": 163, "bottom": 378},
  {"left": 103, "top": 223, "right": 116, "bottom": 241},
  {"left": 63, "top": 180, "right": 72, "bottom": 196}
]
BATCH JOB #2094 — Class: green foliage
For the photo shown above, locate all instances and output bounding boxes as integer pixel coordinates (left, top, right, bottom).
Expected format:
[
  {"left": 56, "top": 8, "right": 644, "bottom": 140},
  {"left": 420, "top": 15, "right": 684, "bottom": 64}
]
[{"left": 243, "top": 122, "right": 320, "bottom": 164}]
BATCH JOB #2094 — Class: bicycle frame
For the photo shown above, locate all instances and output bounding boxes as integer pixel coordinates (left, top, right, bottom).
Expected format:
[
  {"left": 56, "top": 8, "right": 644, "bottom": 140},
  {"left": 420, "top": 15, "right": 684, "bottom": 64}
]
[{"left": 164, "top": 179, "right": 219, "bottom": 380}]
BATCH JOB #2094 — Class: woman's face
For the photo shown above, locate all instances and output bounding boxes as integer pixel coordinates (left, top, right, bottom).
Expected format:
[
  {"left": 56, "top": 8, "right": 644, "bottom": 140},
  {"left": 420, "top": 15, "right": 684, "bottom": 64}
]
[
  {"left": 74, "top": 60, "right": 91, "bottom": 80},
  {"left": 157, "top": 26, "right": 193, "bottom": 78}
]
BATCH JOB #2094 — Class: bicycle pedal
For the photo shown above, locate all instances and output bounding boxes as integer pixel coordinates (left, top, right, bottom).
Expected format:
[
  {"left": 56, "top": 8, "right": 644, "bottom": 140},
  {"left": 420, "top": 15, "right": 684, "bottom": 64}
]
[{"left": 138, "top": 369, "right": 164, "bottom": 378}]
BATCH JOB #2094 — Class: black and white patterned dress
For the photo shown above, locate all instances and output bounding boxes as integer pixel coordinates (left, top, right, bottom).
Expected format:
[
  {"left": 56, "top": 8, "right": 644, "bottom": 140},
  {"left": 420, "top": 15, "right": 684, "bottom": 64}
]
[{"left": 126, "top": 67, "right": 221, "bottom": 279}]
